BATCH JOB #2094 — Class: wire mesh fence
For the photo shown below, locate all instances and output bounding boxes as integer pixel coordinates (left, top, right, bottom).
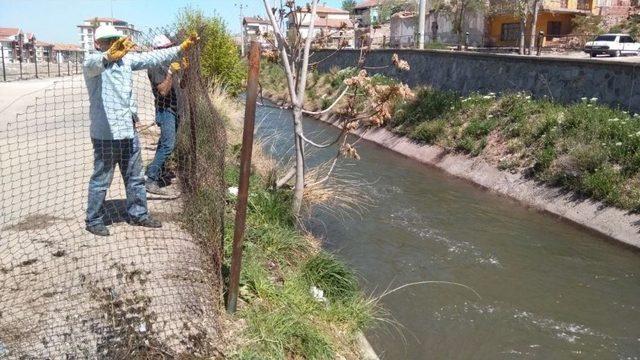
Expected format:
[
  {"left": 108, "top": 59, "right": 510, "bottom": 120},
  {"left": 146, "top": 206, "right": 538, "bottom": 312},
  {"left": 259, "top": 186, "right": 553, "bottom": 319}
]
[{"left": 0, "top": 25, "right": 226, "bottom": 358}]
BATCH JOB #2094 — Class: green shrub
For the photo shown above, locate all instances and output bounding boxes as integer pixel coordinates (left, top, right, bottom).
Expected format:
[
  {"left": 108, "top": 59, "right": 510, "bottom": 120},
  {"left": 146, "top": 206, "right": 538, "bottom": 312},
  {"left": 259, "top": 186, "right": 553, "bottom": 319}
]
[
  {"left": 411, "top": 119, "right": 446, "bottom": 143},
  {"left": 395, "top": 88, "right": 461, "bottom": 126},
  {"left": 581, "top": 165, "right": 623, "bottom": 204},
  {"left": 301, "top": 253, "right": 358, "bottom": 302},
  {"left": 176, "top": 8, "right": 246, "bottom": 95}
]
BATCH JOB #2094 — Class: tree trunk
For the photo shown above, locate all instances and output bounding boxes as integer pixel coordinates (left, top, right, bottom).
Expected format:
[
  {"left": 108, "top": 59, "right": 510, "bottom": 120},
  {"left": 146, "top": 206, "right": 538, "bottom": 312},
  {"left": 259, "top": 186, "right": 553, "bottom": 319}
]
[
  {"left": 528, "top": 1, "right": 541, "bottom": 55},
  {"left": 457, "top": 4, "right": 465, "bottom": 50},
  {"left": 292, "top": 106, "right": 305, "bottom": 215},
  {"left": 519, "top": 17, "right": 526, "bottom": 55}
]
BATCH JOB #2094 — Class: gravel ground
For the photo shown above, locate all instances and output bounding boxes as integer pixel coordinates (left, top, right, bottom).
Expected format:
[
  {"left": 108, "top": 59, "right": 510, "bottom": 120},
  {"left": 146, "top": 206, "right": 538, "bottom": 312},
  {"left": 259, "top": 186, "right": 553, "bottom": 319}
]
[{"left": 0, "top": 74, "right": 221, "bottom": 358}]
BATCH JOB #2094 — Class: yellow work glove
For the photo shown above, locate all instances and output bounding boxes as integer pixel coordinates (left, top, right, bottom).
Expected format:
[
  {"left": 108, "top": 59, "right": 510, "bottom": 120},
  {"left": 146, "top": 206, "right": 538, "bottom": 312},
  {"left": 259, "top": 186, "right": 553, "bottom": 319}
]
[
  {"left": 181, "top": 56, "right": 189, "bottom": 70},
  {"left": 105, "top": 37, "right": 135, "bottom": 62},
  {"left": 180, "top": 32, "right": 200, "bottom": 52},
  {"left": 169, "top": 61, "right": 181, "bottom": 74}
]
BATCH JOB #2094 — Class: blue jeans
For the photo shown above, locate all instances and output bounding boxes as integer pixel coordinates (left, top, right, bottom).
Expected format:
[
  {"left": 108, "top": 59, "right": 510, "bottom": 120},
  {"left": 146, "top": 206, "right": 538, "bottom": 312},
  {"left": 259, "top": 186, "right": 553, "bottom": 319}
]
[
  {"left": 86, "top": 132, "right": 149, "bottom": 227},
  {"left": 145, "top": 109, "right": 178, "bottom": 183}
]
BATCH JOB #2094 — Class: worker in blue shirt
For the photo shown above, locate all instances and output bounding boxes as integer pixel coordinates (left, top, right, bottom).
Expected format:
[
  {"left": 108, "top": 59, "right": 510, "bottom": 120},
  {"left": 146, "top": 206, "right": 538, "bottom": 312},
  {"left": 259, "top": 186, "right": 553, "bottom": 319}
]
[{"left": 83, "top": 25, "right": 198, "bottom": 236}]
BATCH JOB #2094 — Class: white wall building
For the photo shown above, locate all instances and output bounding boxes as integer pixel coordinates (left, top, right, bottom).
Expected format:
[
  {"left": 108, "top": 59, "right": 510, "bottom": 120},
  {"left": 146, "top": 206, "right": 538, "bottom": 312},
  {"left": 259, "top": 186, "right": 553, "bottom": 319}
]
[
  {"left": 243, "top": 16, "right": 274, "bottom": 50},
  {"left": 77, "top": 17, "right": 138, "bottom": 52},
  {"left": 287, "top": 5, "right": 352, "bottom": 39}
]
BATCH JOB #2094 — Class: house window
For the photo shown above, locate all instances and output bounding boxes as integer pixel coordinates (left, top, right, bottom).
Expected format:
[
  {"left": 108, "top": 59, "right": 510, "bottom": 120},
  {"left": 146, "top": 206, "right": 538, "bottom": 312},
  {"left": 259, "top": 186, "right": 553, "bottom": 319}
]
[
  {"left": 547, "top": 21, "right": 562, "bottom": 36},
  {"left": 501, "top": 23, "right": 519, "bottom": 42}
]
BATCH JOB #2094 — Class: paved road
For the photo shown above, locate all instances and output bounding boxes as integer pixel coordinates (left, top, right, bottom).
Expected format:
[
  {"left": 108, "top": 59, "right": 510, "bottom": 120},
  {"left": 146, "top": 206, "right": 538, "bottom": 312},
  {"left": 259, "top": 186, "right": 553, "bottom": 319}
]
[{"left": 0, "top": 75, "right": 219, "bottom": 358}]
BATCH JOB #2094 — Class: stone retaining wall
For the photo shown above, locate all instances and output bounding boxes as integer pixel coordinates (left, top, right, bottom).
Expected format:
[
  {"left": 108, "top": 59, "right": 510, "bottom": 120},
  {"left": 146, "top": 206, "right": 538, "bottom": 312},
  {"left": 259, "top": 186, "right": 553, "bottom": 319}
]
[{"left": 312, "top": 49, "right": 640, "bottom": 113}]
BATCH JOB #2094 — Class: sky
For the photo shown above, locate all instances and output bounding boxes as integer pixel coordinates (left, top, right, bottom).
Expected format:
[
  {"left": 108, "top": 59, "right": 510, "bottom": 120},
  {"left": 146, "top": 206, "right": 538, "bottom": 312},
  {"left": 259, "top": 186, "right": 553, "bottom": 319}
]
[{"left": 0, "top": 0, "right": 343, "bottom": 44}]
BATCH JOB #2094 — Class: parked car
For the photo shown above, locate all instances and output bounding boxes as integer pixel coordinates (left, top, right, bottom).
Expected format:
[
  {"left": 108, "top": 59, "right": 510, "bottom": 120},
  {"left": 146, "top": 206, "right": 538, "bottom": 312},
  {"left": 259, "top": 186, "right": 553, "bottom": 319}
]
[{"left": 584, "top": 34, "right": 640, "bottom": 57}]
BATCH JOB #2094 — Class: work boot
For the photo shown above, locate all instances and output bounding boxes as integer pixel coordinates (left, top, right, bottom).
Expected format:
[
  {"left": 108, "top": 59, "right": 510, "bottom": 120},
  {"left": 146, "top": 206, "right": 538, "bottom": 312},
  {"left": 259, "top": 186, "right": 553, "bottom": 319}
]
[
  {"left": 146, "top": 180, "right": 167, "bottom": 195},
  {"left": 129, "top": 216, "right": 162, "bottom": 229},
  {"left": 86, "top": 224, "right": 110, "bottom": 237}
]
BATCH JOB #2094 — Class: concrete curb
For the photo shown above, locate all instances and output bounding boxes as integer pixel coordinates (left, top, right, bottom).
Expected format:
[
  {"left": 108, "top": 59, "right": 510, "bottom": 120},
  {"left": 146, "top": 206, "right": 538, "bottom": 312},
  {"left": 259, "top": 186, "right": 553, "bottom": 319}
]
[
  {"left": 357, "top": 332, "right": 379, "bottom": 360},
  {"left": 316, "top": 113, "right": 640, "bottom": 249}
]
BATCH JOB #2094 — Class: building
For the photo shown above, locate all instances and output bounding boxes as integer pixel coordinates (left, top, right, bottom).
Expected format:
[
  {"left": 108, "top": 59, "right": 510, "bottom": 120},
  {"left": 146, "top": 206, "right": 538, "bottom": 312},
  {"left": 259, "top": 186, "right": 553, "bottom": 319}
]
[
  {"left": 77, "top": 17, "right": 138, "bottom": 52},
  {"left": 52, "top": 43, "right": 83, "bottom": 63},
  {"left": 243, "top": 16, "right": 274, "bottom": 51},
  {"left": 287, "top": 5, "right": 353, "bottom": 40},
  {"left": 35, "top": 40, "right": 54, "bottom": 62},
  {"left": 487, "top": 0, "right": 636, "bottom": 47},
  {"left": 0, "top": 27, "right": 20, "bottom": 62},
  {"left": 0, "top": 27, "right": 38, "bottom": 63}
]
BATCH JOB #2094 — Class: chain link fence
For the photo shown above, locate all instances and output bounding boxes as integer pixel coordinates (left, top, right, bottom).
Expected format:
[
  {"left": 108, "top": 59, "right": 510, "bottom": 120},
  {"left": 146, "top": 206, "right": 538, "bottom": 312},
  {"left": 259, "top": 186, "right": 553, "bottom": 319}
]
[{"left": 0, "top": 26, "right": 226, "bottom": 358}]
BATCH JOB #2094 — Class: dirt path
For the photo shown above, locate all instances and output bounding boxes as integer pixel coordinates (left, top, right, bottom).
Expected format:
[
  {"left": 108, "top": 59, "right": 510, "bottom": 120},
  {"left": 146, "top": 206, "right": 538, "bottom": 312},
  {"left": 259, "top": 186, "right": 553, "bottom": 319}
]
[{"left": 0, "top": 75, "right": 220, "bottom": 358}]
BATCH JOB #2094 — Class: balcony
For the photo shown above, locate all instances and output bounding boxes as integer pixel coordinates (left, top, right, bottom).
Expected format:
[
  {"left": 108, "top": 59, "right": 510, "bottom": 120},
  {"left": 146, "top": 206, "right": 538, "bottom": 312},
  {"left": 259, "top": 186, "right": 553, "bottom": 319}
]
[{"left": 577, "top": 0, "right": 592, "bottom": 10}]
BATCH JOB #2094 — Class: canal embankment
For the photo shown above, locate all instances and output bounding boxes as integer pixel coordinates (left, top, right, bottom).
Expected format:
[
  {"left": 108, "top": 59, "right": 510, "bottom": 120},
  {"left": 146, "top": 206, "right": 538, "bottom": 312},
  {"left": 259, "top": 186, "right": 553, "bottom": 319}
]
[{"left": 259, "top": 63, "right": 640, "bottom": 248}]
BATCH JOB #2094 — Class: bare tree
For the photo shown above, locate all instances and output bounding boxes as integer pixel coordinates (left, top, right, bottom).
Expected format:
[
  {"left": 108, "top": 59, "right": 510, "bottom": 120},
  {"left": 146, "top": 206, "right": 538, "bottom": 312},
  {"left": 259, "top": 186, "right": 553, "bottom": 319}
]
[
  {"left": 442, "top": 0, "right": 486, "bottom": 50},
  {"left": 261, "top": 0, "right": 413, "bottom": 216}
]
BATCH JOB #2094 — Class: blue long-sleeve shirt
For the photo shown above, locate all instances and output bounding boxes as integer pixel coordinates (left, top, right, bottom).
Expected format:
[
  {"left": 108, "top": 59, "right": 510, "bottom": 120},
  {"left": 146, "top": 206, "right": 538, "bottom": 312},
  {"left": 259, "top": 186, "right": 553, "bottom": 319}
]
[{"left": 83, "top": 46, "right": 181, "bottom": 140}]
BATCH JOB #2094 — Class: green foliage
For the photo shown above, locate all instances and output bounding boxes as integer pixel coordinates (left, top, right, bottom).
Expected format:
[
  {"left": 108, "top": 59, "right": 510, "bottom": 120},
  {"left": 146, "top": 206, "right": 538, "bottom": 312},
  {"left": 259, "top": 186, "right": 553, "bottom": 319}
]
[
  {"left": 395, "top": 88, "right": 461, "bottom": 126},
  {"left": 301, "top": 253, "right": 359, "bottom": 302},
  {"left": 411, "top": 119, "right": 447, "bottom": 143},
  {"left": 341, "top": 0, "right": 357, "bottom": 12},
  {"left": 224, "top": 168, "right": 372, "bottom": 359},
  {"left": 608, "top": 14, "right": 640, "bottom": 39},
  {"left": 571, "top": 15, "right": 605, "bottom": 46},
  {"left": 176, "top": 8, "right": 246, "bottom": 95},
  {"left": 395, "top": 89, "right": 640, "bottom": 210}
]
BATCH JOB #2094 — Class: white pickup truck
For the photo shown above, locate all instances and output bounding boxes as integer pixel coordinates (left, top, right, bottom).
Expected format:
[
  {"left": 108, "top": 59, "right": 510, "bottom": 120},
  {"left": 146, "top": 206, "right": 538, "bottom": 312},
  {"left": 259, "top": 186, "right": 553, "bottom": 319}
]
[{"left": 584, "top": 34, "right": 640, "bottom": 57}]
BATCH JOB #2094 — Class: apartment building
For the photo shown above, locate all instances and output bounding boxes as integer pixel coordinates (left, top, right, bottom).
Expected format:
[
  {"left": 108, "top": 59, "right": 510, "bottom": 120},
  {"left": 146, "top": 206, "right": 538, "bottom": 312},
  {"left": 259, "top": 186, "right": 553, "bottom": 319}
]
[{"left": 77, "top": 17, "right": 138, "bottom": 52}]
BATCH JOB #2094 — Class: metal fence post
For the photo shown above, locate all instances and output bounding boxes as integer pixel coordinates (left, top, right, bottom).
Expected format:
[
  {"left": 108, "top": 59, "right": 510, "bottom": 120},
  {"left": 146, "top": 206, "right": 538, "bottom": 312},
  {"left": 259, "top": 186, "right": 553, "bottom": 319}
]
[
  {"left": 382, "top": 35, "right": 386, "bottom": 49},
  {"left": 57, "top": 54, "right": 61, "bottom": 77},
  {"left": 227, "top": 41, "right": 261, "bottom": 314},
  {"left": 75, "top": 52, "right": 78, "bottom": 74},
  {"left": 465, "top": 32, "right": 470, "bottom": 50},
  {"left": 537, "top": 31, "right": 544, "bottom": 56},
  {"left": 47, "top": 51, "right": 50, "bottom": 77},
  {"left": 1, "top": 45, "right": 6, "bottom": 82},
  {"left": 67, "top": 57, "right": 70, "bottom": 76}
]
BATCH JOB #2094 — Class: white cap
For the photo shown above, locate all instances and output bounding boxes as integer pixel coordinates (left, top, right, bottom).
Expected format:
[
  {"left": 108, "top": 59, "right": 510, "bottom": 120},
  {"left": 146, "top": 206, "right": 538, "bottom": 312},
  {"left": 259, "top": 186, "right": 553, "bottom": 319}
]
[
  {"left": 94, "top": 25, "right": 123, "bottom": 41},
  {"left": 152, "top": 34, "right": 173, "bottom": 49}
]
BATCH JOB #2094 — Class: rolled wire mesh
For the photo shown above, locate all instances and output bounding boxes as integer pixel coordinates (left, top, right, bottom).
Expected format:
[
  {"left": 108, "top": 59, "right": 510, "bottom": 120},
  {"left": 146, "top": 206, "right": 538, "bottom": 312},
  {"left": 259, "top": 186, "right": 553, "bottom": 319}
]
[{"left": 0, "top": 26, "right": 225, "bottom": 358}]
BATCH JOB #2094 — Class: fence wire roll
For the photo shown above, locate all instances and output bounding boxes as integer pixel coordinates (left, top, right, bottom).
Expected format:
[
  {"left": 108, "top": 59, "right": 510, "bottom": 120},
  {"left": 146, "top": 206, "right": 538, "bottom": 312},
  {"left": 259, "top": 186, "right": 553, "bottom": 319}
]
[{"left": 0, "top": 26, "right": 226, "bottom": 359}]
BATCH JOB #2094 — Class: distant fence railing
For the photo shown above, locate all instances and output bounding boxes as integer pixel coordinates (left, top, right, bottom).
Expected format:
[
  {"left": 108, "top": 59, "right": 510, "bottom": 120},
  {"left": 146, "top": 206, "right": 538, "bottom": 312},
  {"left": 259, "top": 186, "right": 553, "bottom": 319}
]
[
  {"left": 1, "top": 46, "right": 85, "bottom": 82},
  {"left": 320, "top": 33, "right": 627, "bottom": 57}
]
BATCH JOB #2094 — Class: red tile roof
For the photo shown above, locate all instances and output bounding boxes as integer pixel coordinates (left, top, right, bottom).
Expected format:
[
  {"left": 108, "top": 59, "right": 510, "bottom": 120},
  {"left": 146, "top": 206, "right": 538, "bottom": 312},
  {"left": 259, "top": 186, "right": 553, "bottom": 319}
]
[
  {"left": 244, "top": 16, "right": 271, "bottom": 25},
  {"left": 313, "top": 18, "right": 354, "bottom": 29},
  {"left": 354, "top": 0, "right": 390, "bottom": 10},
  {"left": 300, "top": 5, "right": 350, "bottom": 14},
  {"left": 84, "top": 17, "right": 127, "bottom": 23},
  {"left": 0, "top": 27, "right": 20, "bottom": 40},
  {"left": 53, "top": 43, "right": 81, "bottom": 51}
]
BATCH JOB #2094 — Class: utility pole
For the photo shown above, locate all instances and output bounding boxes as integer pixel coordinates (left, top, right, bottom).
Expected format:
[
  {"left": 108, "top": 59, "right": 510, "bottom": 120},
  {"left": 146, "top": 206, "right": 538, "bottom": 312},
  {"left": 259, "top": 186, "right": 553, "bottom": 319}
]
[
  {"left": 418, "top": 0, "right": 427, "bottom": 49},
  {"left": 236, "top": 2, "right": 247, "bottom": 57}
]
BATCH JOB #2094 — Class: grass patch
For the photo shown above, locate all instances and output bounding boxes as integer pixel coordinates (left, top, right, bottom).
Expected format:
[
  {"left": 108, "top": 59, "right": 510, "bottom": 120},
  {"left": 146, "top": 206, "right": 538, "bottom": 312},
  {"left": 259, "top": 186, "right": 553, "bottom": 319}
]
[{"left": 212, "top": 85, "right": 374, "bottom": 359}]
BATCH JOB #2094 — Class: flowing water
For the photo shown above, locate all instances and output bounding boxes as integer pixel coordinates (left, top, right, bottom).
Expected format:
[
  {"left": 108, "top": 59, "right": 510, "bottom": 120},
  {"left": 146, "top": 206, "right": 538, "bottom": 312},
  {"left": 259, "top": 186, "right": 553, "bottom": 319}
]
[{"left": 255, "top": 105, "right": 640, "bottom": 359}]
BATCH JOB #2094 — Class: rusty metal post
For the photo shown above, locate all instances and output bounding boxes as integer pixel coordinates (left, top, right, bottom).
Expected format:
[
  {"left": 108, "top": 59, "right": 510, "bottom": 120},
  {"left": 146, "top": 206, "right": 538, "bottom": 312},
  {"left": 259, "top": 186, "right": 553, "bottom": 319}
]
[
  {"left": 1, "top": 45, "right": 6, "bottom": 82},
  {"left": 47, "top": 51, "right": 50, "bottom": 77},
  {"left": 18, "top": 33, "right": 23, "bottom": 80},
  {"left": 34, "top": 47, "right": 38, "bottom": 79},
  {"left": 75, "top": 52, "right": 78, "bottom": 74},
  {"left": 57, "top": 54, "right": 61, "bottom": 77},
  {"left": 67, "top": 57, "right": 70, "bottom": 75},
  {"left": 537, "top": 31, "right": 544, "bottom": 56},
  {"left": 382, "top": 35, "right": 386, "bottom": 49},
  {"left": 227, "top": 41, "right": 260, "bottom": 314}
]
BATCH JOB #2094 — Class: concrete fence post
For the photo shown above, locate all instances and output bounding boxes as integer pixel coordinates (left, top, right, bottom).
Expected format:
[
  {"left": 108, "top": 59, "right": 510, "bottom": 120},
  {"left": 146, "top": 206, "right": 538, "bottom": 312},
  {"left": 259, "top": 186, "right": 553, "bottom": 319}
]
[
  {"left": 34, "top": 47, "right": 38, "bottom": 79},
  {"left": 465, "top": 32, "right": 470, "bottom": 50},
  {"left": 1, "top": 45, "right": 6, "bottom": 82}
]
